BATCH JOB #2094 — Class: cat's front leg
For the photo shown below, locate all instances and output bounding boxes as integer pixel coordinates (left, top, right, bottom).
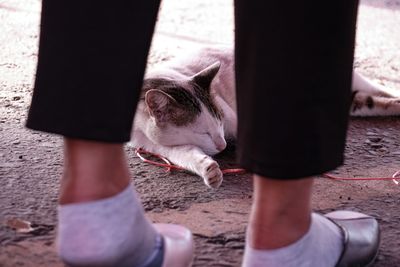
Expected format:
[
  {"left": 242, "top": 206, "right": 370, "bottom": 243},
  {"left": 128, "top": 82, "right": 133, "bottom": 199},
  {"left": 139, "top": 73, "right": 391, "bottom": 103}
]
[
  {"left": 196, "top": 154, "right": 223, "bottom": 188},
  {"left": 133, "top": 130, "right": 224, "bottom": 188},
  {"left": 160, "top": 145, "right": 223, "bottom": 189}
]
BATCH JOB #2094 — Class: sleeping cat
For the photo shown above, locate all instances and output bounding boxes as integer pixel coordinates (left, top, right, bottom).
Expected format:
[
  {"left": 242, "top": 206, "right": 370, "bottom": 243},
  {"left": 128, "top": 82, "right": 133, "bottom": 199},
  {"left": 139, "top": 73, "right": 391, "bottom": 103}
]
[{"left": 131, "top": 46, "right": 400, "bottom": 188}]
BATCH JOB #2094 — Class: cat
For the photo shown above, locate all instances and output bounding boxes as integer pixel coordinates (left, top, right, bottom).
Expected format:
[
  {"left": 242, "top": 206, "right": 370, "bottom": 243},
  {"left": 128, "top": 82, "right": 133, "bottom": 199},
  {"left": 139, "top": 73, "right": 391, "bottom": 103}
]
[{"left": 131, "top": 46, "right": 400, "bottom": 189}]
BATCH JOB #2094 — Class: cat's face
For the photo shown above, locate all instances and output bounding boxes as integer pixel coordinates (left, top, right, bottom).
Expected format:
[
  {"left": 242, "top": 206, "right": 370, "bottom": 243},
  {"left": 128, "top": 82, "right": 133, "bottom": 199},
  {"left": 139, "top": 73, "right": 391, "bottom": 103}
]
[
  {"left": 146, "top": 104, "right": 226, "bottom": 155},
  {"left": 143, "top": 62, "right": 226, "bottom": 155}
]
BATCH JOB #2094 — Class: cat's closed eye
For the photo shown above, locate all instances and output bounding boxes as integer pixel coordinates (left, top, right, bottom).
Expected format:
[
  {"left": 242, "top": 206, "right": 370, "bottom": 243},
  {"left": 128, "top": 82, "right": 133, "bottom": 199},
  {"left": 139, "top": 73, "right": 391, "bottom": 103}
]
[{"left": 197, "top": 132, "right": 211, "bottom": 137}]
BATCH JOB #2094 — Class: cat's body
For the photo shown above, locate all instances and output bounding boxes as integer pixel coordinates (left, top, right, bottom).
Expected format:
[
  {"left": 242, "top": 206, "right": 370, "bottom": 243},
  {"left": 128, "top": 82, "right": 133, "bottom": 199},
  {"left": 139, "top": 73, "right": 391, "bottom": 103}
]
[{"left": 132, "top": 46, "right": 400, "bottom": 188}]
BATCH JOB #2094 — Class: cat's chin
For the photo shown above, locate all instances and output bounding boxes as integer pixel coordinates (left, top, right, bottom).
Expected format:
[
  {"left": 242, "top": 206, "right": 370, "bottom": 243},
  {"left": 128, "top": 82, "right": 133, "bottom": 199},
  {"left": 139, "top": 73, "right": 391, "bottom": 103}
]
[{"left": 203, "top": 148, "right": 223, "bottom": 156}]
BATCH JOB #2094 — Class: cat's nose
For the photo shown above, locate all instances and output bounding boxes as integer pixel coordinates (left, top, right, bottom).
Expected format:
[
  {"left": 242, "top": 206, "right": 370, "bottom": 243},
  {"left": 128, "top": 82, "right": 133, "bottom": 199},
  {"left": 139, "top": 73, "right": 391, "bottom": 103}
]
[{"left": 215, "top": 139, "right": 227, "bottom": 151}]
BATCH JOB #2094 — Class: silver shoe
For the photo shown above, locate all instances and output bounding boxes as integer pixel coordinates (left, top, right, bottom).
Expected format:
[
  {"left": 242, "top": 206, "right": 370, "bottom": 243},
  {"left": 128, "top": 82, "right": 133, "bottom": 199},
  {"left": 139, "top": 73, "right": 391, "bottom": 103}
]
[{"left": 325, "top": 211, "right": 380, "bottom": 267}]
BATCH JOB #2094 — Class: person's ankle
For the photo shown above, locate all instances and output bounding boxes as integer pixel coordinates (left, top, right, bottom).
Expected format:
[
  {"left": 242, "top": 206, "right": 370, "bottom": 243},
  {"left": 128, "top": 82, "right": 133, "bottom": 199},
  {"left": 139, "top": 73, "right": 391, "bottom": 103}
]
[
  {"left": 59, "top": 174, "right": 130, "bottom": 204},
  {"left": 247, "top": 215, "right": 311, "bottom": 249},
  {"left": 59, "top": 138, "right": 131, "bottom": 204},
  {"left": 249, "top": 175, "right": 313, "bottom": 249}
]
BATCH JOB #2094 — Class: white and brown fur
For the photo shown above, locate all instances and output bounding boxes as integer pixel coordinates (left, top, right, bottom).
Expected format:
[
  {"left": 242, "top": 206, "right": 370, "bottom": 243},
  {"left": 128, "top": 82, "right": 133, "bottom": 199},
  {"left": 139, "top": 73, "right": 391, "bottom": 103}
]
[{"left": 131, "top": 46, "right": 400, "bottom": 188}]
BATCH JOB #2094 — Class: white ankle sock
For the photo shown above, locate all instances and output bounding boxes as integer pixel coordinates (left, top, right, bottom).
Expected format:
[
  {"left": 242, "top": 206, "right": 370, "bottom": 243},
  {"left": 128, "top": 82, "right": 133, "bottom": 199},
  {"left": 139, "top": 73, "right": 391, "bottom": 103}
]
[
  {"left": 57, "top": 184, "right": 163, "bottom": 267},
  {"left": 242, "top": 213, "right": 343, "bottom": 267}
]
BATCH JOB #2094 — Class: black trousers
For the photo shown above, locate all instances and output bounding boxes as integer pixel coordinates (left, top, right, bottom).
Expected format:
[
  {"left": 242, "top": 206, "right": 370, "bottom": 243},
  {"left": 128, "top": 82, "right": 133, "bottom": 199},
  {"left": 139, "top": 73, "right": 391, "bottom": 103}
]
[{"left": 27, "top": 0, "right": 359, "bottom": 179}]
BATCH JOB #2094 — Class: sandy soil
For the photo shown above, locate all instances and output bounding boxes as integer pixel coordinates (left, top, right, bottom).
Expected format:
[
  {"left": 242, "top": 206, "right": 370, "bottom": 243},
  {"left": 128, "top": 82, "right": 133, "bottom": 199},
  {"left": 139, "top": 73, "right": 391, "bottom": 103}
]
[{"left": 1, "top": 0, "right": 400, "bottom": 266}]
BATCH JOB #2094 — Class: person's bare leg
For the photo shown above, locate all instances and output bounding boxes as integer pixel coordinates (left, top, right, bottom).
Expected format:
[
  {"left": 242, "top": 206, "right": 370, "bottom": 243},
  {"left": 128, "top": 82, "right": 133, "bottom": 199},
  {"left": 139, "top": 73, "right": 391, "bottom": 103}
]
[
  {"left": 57, "top": 138, "right": 163, "bottom": 266},
  {"left": 57, "top": 138, "right": 193, "bottom": 267},
  {"left": 59, "top": 138, "right": 130, "bottom": 204},
  {"left": 248, "top": 175, "right": 313, "bottom": 249},
  {"left": 242, "top": 175, "right": 343, "bottom": 267}
]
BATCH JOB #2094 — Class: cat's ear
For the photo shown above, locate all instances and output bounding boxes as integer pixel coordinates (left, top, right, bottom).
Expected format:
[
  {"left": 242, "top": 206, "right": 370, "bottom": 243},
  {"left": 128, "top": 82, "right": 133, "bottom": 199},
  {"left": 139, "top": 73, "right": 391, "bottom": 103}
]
[
  {"left": 145, "top": 89, "right": 176, "bottom": 126},
  {"left": 192, "top": 61, "right": 221, "bottom": 90}
]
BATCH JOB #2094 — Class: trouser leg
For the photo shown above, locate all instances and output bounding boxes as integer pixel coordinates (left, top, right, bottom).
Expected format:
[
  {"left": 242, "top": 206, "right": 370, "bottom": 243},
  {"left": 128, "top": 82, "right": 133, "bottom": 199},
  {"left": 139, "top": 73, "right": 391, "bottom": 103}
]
[
  {"left": 27, "top": 0, "right": 161, "bottom": 143},
  {"left": 234, "top": 1, "right": 359, "bottom": 178}
]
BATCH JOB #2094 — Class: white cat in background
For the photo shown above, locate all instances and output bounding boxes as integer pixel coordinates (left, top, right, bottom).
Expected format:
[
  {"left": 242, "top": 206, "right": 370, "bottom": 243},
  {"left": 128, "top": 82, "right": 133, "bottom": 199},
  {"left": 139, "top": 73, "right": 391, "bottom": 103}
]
[{"left": 131, "top": 47, "right": 400, "bottom": 188}]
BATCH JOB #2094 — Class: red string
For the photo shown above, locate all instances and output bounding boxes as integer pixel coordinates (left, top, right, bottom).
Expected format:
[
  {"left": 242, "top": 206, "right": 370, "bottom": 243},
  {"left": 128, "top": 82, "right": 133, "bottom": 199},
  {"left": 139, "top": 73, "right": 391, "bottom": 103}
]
[
  {"left": 135, "top": 148, "right": 399, "bottom": 185},
  {"left": 135, "top": 148, "right": 246, "bottom": 174},
  {"left": 323, "top": 170, "right": 400, "bottom": 185}
]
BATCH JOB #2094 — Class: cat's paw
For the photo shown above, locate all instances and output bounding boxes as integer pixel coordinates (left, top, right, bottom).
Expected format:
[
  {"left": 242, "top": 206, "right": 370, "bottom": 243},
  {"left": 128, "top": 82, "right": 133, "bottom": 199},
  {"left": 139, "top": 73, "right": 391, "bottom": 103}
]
[{"left": 202, "top": 160, "right": 223, "bottom": 189}]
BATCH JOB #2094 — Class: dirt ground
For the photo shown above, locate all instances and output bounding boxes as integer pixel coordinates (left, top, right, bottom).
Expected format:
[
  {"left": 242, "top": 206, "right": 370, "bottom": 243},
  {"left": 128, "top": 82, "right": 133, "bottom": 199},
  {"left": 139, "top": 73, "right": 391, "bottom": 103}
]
[{"left": 1, "top": 0, "right": 400, "bottom": 266}]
